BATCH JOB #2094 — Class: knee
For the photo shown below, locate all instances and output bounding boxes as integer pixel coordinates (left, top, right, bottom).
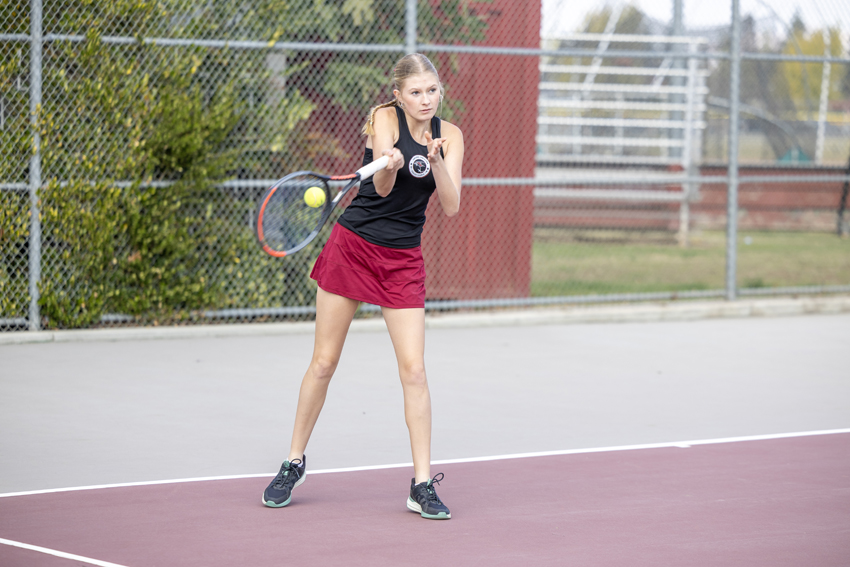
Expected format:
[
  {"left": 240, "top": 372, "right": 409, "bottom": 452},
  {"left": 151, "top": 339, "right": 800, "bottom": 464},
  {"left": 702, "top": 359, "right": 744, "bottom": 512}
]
[
  {"left": 400, "top": 363, "right": 428, "bottom": 389},
  {"left": 310, "top": 356, "right": 338, "bottom": 381}
]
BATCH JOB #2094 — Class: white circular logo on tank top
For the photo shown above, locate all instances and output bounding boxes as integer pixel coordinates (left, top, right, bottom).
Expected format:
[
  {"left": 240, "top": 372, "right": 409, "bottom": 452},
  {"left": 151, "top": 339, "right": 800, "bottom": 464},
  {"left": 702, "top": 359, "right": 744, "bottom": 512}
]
[{"left": 409, "top": 155, "right": 430, "bottom": 178}]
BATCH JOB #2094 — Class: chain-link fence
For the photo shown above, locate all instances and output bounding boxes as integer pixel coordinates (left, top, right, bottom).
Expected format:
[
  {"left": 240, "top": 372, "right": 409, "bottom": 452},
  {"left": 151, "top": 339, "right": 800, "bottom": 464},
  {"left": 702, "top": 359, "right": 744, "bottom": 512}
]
[{"left": 2, "top": 0, "right": 849, "bottom": 332}]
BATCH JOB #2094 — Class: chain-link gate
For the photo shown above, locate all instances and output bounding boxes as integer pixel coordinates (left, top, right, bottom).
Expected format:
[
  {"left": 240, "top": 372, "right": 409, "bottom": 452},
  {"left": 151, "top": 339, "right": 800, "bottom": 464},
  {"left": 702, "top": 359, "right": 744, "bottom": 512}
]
[{"left": 2, "top": 0, "right": 849, "bottom": 332}]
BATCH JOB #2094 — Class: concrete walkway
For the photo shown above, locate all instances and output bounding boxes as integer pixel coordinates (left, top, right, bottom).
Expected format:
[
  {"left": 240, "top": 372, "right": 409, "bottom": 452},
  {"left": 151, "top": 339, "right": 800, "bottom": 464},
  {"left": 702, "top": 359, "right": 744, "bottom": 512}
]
[{"left": 3, "top": 294, "right": 849, "bottom": 345}]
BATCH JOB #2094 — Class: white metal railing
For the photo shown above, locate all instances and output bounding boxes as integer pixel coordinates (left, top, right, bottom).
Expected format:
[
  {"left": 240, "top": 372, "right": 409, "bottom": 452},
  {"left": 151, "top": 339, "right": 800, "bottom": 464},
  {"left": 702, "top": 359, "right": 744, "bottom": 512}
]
[
  {"left": 535, "top": 154, "right": 682, "bottom": 165},
  {"left": 547, "top": 32, "right": 709, "bottom": 44},
  {"left": 540, "top": 82, "right": 708, "bottom": 96},
  {"left": 538, "top": 99, "right": 705, "bottom": 112},
  {"left": 536, "top": 135, "right": 686, "bottom": 148},
  {"left": 538, "top": 117, "right": 707, "bottom": 129},
  {"left": 539, "top": 64, "right": 710, "bottom": 78},
  {"left": 538, "top": 32, "right": 709, "bottom": 245}
]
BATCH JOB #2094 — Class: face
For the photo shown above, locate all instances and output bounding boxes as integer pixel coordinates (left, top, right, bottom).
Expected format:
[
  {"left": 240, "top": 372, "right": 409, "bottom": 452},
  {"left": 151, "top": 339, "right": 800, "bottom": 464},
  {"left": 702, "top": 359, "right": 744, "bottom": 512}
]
[{"left": 394, "top": 73, "right": 441, "bottom": 121}]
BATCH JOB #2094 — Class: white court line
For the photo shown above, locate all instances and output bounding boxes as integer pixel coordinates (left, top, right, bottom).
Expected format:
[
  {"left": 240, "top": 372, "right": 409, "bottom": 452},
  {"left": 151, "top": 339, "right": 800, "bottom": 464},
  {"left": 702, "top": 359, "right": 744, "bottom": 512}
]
[
  {"left": 1, "top": 428, "right": 848, "bottom": 500},
  {"left": 1, "top": 429, "right": 848, "bottom": 565},
  {"left": 0, "top": 537, "right": 130, "bottom": 567}
]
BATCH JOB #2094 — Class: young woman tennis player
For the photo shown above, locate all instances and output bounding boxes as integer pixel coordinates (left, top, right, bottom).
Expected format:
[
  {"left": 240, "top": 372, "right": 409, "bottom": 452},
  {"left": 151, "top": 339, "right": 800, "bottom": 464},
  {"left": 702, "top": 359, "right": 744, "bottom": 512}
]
[{"left": 262, "top": 53, "right": 464, "bottom": 520}]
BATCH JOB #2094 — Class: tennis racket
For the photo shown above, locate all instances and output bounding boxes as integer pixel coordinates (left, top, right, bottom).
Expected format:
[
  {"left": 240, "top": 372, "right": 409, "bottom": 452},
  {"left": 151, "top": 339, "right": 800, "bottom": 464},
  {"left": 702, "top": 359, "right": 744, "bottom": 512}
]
[{"left": 256, "top": 155, "right": 390, "bottom": 257}]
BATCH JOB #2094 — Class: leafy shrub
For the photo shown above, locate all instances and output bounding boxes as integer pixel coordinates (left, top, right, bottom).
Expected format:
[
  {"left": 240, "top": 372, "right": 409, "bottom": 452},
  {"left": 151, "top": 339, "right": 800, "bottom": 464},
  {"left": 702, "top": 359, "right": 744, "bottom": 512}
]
[{"left": 1, "top": 0, "right": 489, "bottom": 328}]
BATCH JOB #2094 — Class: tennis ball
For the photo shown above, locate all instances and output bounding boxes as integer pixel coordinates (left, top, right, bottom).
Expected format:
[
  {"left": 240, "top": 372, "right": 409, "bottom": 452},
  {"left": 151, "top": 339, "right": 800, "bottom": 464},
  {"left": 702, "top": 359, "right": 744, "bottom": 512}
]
[{"left": 304, "top": 186, "right": 326, "bottom": 208}]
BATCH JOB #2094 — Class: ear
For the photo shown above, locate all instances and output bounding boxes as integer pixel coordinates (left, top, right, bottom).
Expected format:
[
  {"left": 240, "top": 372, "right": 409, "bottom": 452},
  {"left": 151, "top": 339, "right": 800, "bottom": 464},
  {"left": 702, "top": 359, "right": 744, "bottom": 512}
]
[{"left": 393, "top": 89, "right": 400, "bottom": 101}]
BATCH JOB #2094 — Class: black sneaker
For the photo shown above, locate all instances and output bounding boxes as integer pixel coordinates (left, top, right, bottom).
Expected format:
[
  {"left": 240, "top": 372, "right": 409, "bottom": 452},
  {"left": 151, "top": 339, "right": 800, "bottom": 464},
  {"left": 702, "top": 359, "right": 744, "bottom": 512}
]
[
  {"left": 262, "top": 455, "right": 306, "bottom": 508},
  {"left": 407, "top": 472, "right": 451, "bottom": 519}
]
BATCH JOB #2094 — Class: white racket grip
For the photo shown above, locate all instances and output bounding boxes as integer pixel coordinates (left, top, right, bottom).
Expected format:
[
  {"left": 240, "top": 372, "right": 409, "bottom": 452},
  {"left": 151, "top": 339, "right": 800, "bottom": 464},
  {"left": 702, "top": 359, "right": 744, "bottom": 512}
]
[{"left": 356, "top": 154, "right": 390, "bottom": 180}]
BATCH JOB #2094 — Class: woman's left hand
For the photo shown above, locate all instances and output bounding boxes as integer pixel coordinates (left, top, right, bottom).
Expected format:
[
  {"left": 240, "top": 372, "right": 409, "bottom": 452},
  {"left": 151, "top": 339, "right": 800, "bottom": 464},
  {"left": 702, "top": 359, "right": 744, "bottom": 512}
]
[{"left": 424, "top": 131, "right": 446, "bottom": 163}]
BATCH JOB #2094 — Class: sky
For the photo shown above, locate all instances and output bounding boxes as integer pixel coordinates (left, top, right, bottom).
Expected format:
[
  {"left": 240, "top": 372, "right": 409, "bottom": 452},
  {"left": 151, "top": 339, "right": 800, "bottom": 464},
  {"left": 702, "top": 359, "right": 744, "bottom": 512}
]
[{"left": 542, "top": 0, "right": 850, "bottom": 39}]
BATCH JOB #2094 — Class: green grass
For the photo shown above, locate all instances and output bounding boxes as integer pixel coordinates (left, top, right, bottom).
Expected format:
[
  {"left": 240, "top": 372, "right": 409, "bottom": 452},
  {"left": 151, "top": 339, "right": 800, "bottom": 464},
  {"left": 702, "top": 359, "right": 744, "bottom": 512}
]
[{"left": 532, "top": 229, "right": 850, "bottom": 297}]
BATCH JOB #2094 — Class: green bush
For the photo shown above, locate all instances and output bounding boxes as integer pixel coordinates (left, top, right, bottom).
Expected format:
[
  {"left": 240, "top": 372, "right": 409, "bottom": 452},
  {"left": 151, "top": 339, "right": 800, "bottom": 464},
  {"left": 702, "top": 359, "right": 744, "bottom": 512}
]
[{"left": 1, "top": 0, "right": 489, "bottom": 328}]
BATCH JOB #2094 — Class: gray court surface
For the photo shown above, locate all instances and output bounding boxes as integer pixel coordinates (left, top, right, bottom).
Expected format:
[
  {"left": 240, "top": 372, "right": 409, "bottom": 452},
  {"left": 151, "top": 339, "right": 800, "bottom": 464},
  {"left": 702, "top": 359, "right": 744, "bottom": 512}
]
[{"left": 1, "top": 311, "right": 849, "bottom": 494}]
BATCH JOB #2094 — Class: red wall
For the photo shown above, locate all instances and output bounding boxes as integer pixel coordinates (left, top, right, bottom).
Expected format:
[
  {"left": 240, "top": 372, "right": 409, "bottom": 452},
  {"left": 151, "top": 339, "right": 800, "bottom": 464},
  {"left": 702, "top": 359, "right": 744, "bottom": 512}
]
[
  {"left": 303, "top": 2, "right": 542, "bottom": 300},
  {"left": 693, "top": 166, "right": 847, "bottom": 231},
  {"left": 534, "top": 165, "right": 848, "bottom": 233},
  {"left": 421, "top": 0, "right": 540, "bottom": 300}
]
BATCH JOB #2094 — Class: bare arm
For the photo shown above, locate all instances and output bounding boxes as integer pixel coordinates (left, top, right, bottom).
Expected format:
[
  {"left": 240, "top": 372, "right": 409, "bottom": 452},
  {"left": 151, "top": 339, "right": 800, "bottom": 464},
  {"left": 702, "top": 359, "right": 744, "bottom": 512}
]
[
  {"left": 425, "top": 122, "right": 464, "bottom": 217},
  {"left": 369, "top": 107, "right": 404, "bottom": 197}
]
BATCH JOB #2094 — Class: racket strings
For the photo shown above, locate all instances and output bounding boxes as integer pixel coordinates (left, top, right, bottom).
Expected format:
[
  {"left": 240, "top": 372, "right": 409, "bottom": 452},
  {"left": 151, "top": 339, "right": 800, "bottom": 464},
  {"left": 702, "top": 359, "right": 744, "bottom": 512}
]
[{"left": 260, "top": 174, "right": 329, "bottom": 253}]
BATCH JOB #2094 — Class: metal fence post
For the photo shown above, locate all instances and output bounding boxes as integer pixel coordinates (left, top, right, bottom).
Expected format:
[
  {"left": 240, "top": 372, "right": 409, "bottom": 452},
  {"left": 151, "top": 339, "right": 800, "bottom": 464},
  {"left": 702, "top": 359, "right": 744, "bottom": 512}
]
[
  {"left": 678, "top": 42, "right": 698, "bottom": 248},
  {"left": 814, "top": 31, "right": 831, "bottom": 165},
  {"left": 28, "top": 0, "right": 43, "bottom": 331},
  {"left": 725, "top": 0, "right": 741, "bottom": 301},
  {"left": 405, "top": 0, "right": 417, "bottom": 54},
  {"left": 669, "top": 0, "right": 685, "bottom": 161}
]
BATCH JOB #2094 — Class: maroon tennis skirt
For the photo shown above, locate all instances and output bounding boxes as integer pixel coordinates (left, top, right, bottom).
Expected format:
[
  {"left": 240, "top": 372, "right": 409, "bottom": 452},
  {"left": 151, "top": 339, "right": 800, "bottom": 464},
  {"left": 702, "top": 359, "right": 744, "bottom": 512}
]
[{"left": 310, "top": 223, "right": 426, "bottom": 309}]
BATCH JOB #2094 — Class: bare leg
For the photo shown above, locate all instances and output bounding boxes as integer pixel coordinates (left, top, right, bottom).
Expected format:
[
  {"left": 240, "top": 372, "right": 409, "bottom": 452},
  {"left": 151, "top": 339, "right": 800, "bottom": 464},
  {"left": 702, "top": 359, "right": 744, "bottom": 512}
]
[
  {"left": 287, "top": 287, "right": 359, "bottom": 461},
  {"left": 381, "top": 306, "right": 431, "bottom": 483}
]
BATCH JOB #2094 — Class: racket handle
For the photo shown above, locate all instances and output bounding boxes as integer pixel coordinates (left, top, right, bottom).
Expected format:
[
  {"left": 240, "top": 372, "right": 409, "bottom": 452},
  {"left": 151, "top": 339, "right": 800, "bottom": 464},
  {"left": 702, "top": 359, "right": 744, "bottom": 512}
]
[{"left": 356, "top": 155, "right": 390, "bottom": 180}]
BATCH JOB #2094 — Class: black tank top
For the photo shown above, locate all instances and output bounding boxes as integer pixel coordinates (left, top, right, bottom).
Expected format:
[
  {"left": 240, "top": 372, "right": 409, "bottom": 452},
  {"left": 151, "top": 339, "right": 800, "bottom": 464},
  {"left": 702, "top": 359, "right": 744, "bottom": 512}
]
[{"left": 338, "top": 105, "right": 442, "bottom": 249}]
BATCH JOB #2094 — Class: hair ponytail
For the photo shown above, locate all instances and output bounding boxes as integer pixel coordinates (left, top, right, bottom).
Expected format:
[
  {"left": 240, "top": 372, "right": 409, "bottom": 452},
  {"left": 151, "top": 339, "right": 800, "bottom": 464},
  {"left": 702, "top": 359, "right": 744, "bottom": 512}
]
[
  {"left": 362, "top": 99, "right": 399, "bottom": 137},
  {"left": 361, "top": 53, "right": 442, "bottom": 137}
]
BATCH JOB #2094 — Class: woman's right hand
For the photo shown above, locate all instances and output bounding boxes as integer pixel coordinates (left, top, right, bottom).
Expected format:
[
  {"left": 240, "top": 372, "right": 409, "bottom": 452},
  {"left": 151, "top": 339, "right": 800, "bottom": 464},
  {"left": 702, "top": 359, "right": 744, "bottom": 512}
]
[{"left": 382, "top": 148, "right": 404, "bottom": 172}]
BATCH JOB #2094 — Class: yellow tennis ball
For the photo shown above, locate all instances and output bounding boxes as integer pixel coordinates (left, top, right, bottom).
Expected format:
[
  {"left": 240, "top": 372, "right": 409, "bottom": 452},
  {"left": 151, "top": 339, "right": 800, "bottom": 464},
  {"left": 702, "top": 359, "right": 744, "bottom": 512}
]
[{"left": 304, "top": 186, "right": 326, "bottom": 208}]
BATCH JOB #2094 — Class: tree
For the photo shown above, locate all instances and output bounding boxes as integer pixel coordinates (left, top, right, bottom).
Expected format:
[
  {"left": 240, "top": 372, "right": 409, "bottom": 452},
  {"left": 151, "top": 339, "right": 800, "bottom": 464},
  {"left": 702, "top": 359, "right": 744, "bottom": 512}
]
[{"left": 780, "top": 27, "right": 845, "bottom": 108}]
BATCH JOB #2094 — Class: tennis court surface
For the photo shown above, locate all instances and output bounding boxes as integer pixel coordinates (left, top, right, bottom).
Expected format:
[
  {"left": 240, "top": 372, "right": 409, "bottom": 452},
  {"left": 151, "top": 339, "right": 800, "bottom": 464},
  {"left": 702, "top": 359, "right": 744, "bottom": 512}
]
[{"left": 2, "top": 312, "right": 849, "bottom": 565}]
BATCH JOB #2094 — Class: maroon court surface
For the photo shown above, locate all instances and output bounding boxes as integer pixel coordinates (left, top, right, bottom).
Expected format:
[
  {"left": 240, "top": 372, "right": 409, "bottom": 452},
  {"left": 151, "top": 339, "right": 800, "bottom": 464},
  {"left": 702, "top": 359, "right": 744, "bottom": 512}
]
[{"left": 2, "top": 433, "right": 849, "bottom": 567}]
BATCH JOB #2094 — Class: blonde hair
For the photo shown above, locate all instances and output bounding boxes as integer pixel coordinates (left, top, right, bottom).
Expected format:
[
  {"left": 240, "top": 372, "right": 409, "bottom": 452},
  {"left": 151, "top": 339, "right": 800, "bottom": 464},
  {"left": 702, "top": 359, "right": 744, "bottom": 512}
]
[{"left": 362, "top": 53, "right": 443, "bottom": 136}]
